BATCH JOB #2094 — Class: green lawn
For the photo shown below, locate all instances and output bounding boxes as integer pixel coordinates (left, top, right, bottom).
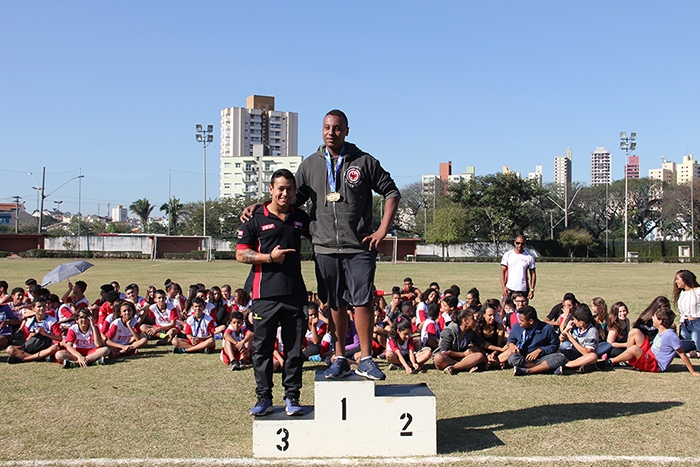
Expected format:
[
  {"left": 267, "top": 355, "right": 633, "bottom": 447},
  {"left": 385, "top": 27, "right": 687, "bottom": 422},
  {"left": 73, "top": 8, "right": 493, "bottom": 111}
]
[{"left": 1, "top": 259, "right": 699, "bottom": 466}]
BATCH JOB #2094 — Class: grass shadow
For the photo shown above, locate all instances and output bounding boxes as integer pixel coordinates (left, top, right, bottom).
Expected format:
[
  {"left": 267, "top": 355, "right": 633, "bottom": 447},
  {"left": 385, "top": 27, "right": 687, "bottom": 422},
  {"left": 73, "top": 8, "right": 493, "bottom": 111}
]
[{"left": 437, "top": 400, "right": 683, "bottom": 453}]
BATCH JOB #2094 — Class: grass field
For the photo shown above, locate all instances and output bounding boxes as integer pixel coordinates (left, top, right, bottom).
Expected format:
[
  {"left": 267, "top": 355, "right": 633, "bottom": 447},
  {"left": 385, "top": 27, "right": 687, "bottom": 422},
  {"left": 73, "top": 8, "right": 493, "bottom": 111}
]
[{"left": 2, "top": 258, "right": 700, "bottom": 466}]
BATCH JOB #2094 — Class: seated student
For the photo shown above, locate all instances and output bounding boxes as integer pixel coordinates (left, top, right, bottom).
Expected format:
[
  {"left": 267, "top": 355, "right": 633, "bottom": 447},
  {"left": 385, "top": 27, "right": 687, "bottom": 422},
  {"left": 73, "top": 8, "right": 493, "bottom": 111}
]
[
  {"left": 387, "top": 317, "right": 430, "bottom": 374},
  {"left": 56, "top": 308, "right": 110, "bottom": 368},
  {"left": 543, "top": 293, "right": 579, "bottom": 328},
  {"left": 432, "top": 308, "right": 486, "bottom": 375},
  {"left": 221, "top": 311, "right": 252, "bottom": 370},
  {"left": 416, "top": 288, "right": 440, "bottom": 329},
  {"left": 438, "top": 295, "right": 459, "bottom": 331},
  {"left": 505, "top": 292, "right": 529, "bottom": 333},
  {"left": 606, "top": 301, "right": 630, "bottom": 358},
  {"left": 302, "top": 303, "right": 326, "bottom": 360},
  {"left": 172, "top": 297, "right": 216, "bottom": 354},
  {"left": 6, "top": 298, "right": 61, "bottom": 362},
  {"left": 97, "top": 291, "right": 120, "bottom": 334},
  {"left": 384, "top": 291, "right": 403, "bottom": 322},
  {"left": 508, "top": 305, "right": 567, "bottom": 376},
  {"left": 141, "top": 289, "right": 179, "bottom": 344},
  {"left": 125, "top": 283, "right": 147, "bottom": 317},
  {"left": 371, "top": 305, "right": 389, "bottom": 357},
  {"left": 208, "top": 285, "right": 229, "bottom": 335},
  {"left": 597, "top": 303, "right": 700, "bottom": 375},
  {"left": 502, "top": 298, "right": 516, "bottom": 335},
  {"left": 89, "top": 284, "right": 114, "bottom": 319},
  {"left": 400, "top": 277, "right": 421, "bottom": 304},
  {"left": 0, "top": 280, "right": 9, "bottom": 304},
  {"left": 165, "top": 281, "right": 186, "bottom": 320},
  {"left": 465, "top": 288, "right": 481, "bottom": 309},
  {"left": 420, "top": 303, "right": 441, "bottom": 350},
  {"left": 111, "top": 281, "right": 126, "bottom": 300},
  {"left": 24, "top": 278, "right": 38, "bottom": 303},
  {"left": 7, "top": 287, "right": 31, "bottom": 321},
  {"left": 591, "top": 297, "right": 613, "bottom": 358},
  {"left": 478, "top": 301, "right": 510, "bottom": 368},
  {"left": 559, "top": 304, "right": 599, "bottom": 373},
  {"left": 105, "top": 301, "right": 148, "bottom": 357},
  {"left": 0, "top": 302, "right": 21, "bottom": 351},
  {"left": 62, "top": 280, "right": 90, "bottom": 310}
]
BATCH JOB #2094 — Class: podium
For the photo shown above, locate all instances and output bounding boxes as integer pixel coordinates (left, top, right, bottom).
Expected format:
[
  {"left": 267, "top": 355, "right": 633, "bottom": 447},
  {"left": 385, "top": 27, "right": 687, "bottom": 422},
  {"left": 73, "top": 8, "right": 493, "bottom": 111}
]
[{"left": 253, "top": 370, "right": 436, "bottom": 458}]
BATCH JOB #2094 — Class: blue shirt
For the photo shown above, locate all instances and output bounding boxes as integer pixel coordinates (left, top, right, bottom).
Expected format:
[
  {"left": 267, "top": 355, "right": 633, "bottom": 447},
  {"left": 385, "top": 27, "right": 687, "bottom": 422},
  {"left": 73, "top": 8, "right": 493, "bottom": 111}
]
[{"left": 507, "top": 319, "right": 559, "bottom": 356}]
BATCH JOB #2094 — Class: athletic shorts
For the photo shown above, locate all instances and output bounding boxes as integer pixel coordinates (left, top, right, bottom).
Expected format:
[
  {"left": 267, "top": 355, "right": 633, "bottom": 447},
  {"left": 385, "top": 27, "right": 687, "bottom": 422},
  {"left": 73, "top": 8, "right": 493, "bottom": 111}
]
[
  {"left": 74, "top": 347, "right": 101, "bottom": 357},
  {"left": 314, "top": 250, "right": 376, "bottom": 308},
  {"left": 629, "top": 336, "right": 660, "bottom": 373}
]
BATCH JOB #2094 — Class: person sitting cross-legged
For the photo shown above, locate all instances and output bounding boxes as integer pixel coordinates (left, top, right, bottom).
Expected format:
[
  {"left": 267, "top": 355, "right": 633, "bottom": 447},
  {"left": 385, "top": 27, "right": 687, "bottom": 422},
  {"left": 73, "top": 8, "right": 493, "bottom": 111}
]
[{"left": 508, "top": 305, "right": 567, "bottom": 376}]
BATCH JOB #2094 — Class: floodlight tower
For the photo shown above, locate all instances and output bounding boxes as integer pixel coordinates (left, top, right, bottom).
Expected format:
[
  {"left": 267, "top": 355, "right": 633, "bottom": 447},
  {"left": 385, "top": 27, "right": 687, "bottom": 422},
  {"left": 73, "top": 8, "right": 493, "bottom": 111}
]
[
  {"left": 620, "top": 132, "right": 637, "bottom": 262},
  {"left": 196, "top": 124, "right": 214, "bottom": 260}
]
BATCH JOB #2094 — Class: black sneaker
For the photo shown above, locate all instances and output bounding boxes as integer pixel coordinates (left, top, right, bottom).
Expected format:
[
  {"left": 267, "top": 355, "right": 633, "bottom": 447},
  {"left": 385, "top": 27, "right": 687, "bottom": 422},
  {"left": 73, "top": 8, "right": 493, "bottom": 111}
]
[
  {"left": 7, "top": 356, "right": 23, "bottom": 364},
  {"left": 238, "top": 359, "right": 246, "bottom": 370},
  {"left": 595, "top": 358, "right": 613, "bottom": 370}
]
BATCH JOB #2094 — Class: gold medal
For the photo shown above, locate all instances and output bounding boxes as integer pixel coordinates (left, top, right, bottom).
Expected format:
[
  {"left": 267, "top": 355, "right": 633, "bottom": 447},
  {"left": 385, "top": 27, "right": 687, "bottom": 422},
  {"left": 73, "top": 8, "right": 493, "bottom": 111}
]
[{"left": 326, "top": 192, "right": 341, "bottom": 203}]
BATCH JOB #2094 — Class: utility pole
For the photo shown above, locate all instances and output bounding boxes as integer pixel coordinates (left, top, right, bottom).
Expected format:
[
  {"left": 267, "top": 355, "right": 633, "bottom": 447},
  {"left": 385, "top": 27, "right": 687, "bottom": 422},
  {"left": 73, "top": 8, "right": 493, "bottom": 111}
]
[{"left": 12, "top": 195, "right": 21, "bottom": 234}]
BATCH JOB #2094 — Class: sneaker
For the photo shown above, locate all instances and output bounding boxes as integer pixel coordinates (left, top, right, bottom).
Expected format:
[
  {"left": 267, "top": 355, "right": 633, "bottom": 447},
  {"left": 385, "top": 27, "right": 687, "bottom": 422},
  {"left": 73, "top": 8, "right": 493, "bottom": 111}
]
[
  {"left": 443, "top": 366, "right": 454, "bottom": 375},
  {"left": 249, "top": 396, "right": 273, "bottom": 417},
  {"left": 229, "top": 361, "right": 239, "bottom": 371},
  {"left": 156, "top": 333, "right": 170, "bottom": 345},
  {"left": 513, "top": 366, "right": 528, "bottom": 376},
  {"left": 388, "top": 363, "right": 400, "bottom": 371},
  {"left": 309, "top": 354, "right": 322, "bottom": 363},
  {"left": 238, "top": 359, "right": 246, "bottom": 370},
  {"left": 595, "top": 358, "right": 613, "bottom": 370},
  {"left": 173, "top": 347, "right": 186, "bottom": 354},
  {"left": 554, "top": 365, "right": 564, "bottom": 376},
  {"left": 324, "top": 357, "right": 352, "bottom": 379},
  {"left": 95, "top": 357, "right": 106, "bottom": 366},
  {"left": 284, "top": 397, "right": 303, "bottom": 416},
  {"left": 204, "top": 348, "right": 212, "bottom": 355},
  {"left": 7, "top": 356, "right": 23, "bottom": 364},
  {"left": 355, "top": 357, "right": 386, "bottom": 381},
  {"left": 62, "top": 360, "right": 76, "bottom": 369}
]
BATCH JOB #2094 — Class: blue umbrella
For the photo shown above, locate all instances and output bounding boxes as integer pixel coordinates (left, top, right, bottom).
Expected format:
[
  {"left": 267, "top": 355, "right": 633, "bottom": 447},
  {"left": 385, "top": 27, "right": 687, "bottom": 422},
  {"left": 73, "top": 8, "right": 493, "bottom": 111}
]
[{"left": 41, "top": 260, "right": 94, "bottom": 287}]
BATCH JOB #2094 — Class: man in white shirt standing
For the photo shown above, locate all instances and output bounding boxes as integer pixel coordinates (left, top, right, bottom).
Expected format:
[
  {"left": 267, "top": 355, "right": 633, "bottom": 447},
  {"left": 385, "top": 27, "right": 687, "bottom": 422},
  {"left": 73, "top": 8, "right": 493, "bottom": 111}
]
[{"left": 500, "top": 235, "right": 537, "bottom": 301}]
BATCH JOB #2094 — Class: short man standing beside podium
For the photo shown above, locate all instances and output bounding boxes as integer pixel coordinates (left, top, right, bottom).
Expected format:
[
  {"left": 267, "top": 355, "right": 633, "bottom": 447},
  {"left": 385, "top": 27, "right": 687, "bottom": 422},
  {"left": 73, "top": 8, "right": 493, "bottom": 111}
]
[{"left": 237, "top": 169, "right": 310, "bottom": 417}]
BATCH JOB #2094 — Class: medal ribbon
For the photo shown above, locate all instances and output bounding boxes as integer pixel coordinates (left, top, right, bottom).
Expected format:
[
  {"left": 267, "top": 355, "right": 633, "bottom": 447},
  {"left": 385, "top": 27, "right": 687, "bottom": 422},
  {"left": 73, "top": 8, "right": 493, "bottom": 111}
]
[{"left": 324, "top": 145, "right": 345, "bottom": 193}]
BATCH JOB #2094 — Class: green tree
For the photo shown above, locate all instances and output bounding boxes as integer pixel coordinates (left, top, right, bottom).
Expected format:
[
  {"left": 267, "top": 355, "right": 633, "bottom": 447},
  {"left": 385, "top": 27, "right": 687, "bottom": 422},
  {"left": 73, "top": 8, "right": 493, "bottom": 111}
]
[
  {"left": 450, "top": 173, "right": 548, "bottom": 257},
  {"left": 106, "top": 222, "right": 132, "bottom": 234},
  {"left": 129, "top": 198, "right": 154, "bottom": 233},
  {"left": 559, "top": 228, "right": 596, "bottom": 260},
  {"left": 424, "top": 203, "right": 467, "bottom": 258},
  {"left": 160, "top": 197, "right": 184, "bottom": 235}
]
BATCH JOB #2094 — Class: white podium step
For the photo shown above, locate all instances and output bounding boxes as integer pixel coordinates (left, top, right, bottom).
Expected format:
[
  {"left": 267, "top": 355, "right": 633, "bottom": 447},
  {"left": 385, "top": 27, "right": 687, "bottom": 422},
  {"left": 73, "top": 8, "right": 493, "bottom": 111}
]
[{"left": 253, "top": 370, "right": 436, "bottom": 458}]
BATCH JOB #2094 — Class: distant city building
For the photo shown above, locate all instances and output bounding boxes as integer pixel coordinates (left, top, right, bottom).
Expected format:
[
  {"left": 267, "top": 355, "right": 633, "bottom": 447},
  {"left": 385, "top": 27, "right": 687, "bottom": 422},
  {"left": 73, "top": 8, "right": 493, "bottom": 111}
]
[
  {"left": 111, "top": 205, "right": 128, "bottom": 222},
  {"left": 590, "top": 147, "right": 611, "bottom": 186},
  {"left": 554, "top": 147, "right": 572, "bottom": 196},
  {"left": 502, "top": 166, "right": 521, "bottom": 178},
  {"left": 648, "top": 159, "right": 676, "bottom": 184},
  {"left": 422, "top": 163, "right": 475, "bottom": 194},
  {"left": 625, "top": 155, "right": 640, "bottom": 179},
  {"left": 676, "top": 154, "right": 700, "bottom": 184},
  {"left": 527, "top": 165, "right": 543, "bottom": 186},
  {"left": 220, "top": 95, "right": 302, "bottom": 198}
]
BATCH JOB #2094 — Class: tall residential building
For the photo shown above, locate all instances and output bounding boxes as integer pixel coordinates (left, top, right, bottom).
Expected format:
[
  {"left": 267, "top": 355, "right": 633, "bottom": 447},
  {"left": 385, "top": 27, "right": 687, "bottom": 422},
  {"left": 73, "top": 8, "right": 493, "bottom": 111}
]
[
  {"left": 220, "top": 95, "right": 302, "bottom": 198},
  {"left": 422, "top": 164, "right": 475, "bottom": 194},
  {"left": 677, "top": 154, "right": 700, "bottom": 184},
  {"left": 527, "top": 165, "right": 543, "bottom": 186},
  {"left": 590, "top": 147, "right": 611, "bottom": 186},
  {"left": 111, "top": 205, "right": 128, "bottom": 222},
  {"left": 554, "top": 147, "right": 572, "bottom": 195},
  {"left": 625, "top": 155, "right": 640, "bottom": 179},
  {"left": 648, "top": 159, "right": 676, "bottom": 184}
]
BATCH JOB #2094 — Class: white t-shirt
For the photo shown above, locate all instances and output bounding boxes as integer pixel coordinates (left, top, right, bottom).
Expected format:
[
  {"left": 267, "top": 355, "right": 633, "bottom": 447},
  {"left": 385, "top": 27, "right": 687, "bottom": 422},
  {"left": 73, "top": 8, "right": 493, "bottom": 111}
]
[
  {"left": 678, "top": 287, "right": 700, "bottom": 321},
  {"left": 501, "top": 249, "right": 536, "bottom": 292}
]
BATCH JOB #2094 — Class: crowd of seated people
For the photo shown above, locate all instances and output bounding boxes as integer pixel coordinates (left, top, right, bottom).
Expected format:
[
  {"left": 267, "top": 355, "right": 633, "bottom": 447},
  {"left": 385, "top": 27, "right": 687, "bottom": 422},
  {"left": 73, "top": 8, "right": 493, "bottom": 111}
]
[{"left": 1, "top": 272, "right": 699, "bottom": 377}]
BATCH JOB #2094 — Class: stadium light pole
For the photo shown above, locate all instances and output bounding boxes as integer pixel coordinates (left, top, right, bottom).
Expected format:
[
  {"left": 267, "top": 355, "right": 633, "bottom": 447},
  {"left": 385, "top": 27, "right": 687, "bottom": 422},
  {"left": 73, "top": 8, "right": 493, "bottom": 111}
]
[
  {"left": 620, "top": 132, "right": 636, "bottom": 263},
  {"left": 196, "top": 124, "right": 214, "bottom": 260}
]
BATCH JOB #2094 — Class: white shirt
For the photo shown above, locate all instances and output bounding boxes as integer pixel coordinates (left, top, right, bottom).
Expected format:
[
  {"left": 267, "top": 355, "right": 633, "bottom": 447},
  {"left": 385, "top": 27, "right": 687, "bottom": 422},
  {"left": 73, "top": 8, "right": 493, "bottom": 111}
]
[
  {"left": 501, "top": 249, "right": 536, "bottom": 292},
  {"left": 678, "top": 287, "right": 700, "bottom": 321}
]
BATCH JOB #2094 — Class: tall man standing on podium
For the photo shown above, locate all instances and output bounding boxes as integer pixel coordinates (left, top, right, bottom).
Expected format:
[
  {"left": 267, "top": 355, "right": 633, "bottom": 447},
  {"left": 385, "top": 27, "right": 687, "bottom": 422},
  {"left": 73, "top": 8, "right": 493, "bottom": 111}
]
[{"left": 296, "top": 109, "right": 400, "bottom": 381}]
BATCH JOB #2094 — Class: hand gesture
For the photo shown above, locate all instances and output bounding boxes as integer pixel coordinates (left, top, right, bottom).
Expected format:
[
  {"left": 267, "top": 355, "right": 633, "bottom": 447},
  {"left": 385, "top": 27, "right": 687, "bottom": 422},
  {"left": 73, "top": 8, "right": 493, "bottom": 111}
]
[
  {"left": 362, "top": 227, "right": 388, "bottom": 251},
  {"left": 271, "top": 245, "right": 296, "bottom": 263},
  {"left": 240, "top": 203, "right": 262, "bottom": 222}
]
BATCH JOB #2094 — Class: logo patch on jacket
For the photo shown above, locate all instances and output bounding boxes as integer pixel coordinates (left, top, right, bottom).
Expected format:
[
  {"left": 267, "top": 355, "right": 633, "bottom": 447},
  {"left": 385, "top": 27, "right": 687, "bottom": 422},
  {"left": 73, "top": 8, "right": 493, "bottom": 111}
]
[
  {"left": 346, "top": 167, "right": 362, "bottom": 185},
  {"left": 294, "top": 221, "right": 304, "bottom": 229},
  {"left": 237, "top": 230, "right": 244, "bottom": 239},
  {"left": 261, "top": 224, "right": 275, "bottom": 231}
]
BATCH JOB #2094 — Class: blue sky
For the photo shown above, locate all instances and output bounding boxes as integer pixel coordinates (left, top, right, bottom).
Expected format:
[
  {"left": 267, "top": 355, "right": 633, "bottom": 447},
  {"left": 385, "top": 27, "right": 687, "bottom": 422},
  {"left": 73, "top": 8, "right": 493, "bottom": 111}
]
[{"left": 2, "top": 1, "right": 699, "bottom": 216}]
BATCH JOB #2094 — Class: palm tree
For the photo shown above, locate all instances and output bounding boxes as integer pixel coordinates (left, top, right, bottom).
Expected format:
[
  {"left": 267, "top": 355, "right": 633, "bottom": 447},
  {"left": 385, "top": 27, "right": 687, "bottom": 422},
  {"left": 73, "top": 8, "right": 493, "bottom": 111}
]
[
  {"left": 160, "top": 197, "right": 184, "bottom": 235},
  {"left": 129, "top": 198, "right": 154, "bottom": 233}
]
